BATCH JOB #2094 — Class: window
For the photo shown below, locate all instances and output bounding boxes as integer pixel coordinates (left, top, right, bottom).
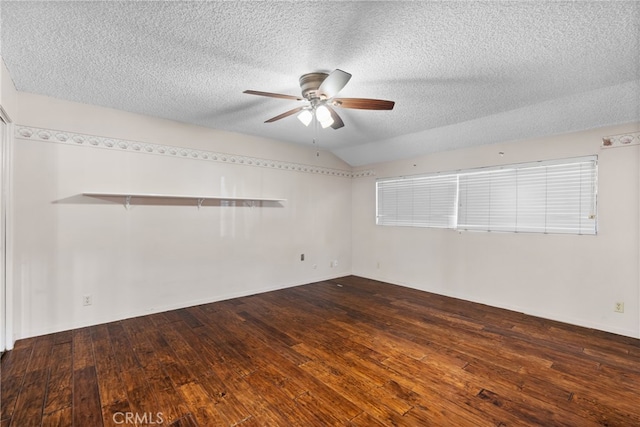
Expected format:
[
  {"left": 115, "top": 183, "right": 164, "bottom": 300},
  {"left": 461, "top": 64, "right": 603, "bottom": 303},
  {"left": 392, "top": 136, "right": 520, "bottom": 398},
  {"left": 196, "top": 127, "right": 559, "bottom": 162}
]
[
  {"left": 376, "top": 174, "right": 458, "bottom": 228},
  {"left": 376, "top": 156, "right": 597, "bottom": 235}
]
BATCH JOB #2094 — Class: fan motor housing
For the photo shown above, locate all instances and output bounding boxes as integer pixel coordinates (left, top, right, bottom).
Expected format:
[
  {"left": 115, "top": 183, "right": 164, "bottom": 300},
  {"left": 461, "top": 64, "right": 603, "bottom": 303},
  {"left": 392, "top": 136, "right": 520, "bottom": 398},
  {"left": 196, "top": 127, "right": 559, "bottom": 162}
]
[{"left": 299, "top": 72, "right": 328, "bottom": 100}]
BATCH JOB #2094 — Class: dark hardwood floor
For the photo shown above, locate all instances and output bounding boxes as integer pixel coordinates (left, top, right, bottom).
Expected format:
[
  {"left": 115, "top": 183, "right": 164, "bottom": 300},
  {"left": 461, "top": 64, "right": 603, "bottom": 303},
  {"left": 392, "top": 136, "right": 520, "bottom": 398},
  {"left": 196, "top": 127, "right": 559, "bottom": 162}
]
[{"left": 1, "top": 276, "right": 640, "bottom": 426}]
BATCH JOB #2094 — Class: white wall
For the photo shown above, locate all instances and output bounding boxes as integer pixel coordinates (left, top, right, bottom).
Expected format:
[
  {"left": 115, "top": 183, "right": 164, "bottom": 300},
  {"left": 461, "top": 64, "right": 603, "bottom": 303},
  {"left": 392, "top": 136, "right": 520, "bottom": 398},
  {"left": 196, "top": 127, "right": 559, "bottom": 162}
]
[
  {"left": 10, "top": 90, "right": 353, "bottom": 339},
  {"left": 352, "top": 123, "right": 640, "bottom": 338}
]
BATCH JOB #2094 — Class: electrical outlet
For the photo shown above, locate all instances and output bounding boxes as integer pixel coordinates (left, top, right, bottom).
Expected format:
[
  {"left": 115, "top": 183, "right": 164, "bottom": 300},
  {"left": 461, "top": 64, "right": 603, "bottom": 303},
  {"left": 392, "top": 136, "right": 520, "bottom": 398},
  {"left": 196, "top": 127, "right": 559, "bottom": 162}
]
[
  {"left": 330, "top": 260, "right": 338, "bottom": 268},
  {"left": 83, "top": 295, "right": 92, "bottom": 306},
  {"left": 300, "top": 253, "right": 305, "bottom": 261},
  {"left": 614, "top": 302, "right": 624, "bottom": 313}
]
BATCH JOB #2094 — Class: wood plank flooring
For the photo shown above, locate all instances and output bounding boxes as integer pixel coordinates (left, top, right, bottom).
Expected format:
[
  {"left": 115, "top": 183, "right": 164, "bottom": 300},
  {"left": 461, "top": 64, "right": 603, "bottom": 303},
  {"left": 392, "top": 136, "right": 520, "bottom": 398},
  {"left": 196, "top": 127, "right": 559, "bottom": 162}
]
[{"left": 2, "top": 275, "right": 640, "bottom": 426}]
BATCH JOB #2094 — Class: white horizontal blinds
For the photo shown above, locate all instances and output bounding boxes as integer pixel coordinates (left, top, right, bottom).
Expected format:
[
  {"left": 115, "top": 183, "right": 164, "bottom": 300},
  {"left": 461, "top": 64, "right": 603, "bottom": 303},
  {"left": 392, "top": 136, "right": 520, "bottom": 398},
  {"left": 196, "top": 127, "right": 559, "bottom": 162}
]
[
  {"left": 376, "top": 174, "right": 458, "bottom": 228},
  {"left": 543, "top": 161, "right": 597, "bottom": 234},
  {"left": 423, "top": 175, "right": 459, "bottom": 228},
  {"left": 458, "top": 157, "right": 597, "bottom": 234},
  {"left": 458, "top": 169, "right": 517, "bottom": 232},
  {"left": 516, "top": 167, "right": 548, "bottom": 232}
]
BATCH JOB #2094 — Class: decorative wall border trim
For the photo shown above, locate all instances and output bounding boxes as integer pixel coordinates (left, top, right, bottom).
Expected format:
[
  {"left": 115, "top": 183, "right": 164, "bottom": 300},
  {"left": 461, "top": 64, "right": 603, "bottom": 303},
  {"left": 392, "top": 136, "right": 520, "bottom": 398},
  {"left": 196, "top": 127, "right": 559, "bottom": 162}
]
[
  {"left": 15, "top": 125, "right": 375, "bottom": 178},
  {"left": 601, "top": 131, "right": 640, "bottom": 148}
]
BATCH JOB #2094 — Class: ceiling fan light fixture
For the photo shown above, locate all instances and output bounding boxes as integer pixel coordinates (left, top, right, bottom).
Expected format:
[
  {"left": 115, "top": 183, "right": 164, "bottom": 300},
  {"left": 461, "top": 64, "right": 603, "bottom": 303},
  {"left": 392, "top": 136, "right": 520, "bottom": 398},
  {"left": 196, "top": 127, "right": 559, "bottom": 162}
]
[
  {"left": 244, "top": 68, "right": 394, "bottom": 129},
  {"left": 315, "top": 104, "right": 334, "bottom": 128},
  {"left": 297, "top": 109, "right": 313, "bottom": 126},
  {"left": 320, "top": 118, "right": 334, "bottom": 128},
  {"left": 318, "top": 115, "right": 334, "bottom": 128}
]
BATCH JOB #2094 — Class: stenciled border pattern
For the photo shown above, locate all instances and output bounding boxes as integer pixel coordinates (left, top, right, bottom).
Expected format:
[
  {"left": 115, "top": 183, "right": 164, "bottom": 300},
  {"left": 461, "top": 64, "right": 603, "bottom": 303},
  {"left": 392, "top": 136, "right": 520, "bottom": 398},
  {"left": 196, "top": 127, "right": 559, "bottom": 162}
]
[
  {"left": 15, "top": 125, "right": 375, "bottom": 178},
  {"left": 601, "top": 131, "right": 640, "bottom": 148}
]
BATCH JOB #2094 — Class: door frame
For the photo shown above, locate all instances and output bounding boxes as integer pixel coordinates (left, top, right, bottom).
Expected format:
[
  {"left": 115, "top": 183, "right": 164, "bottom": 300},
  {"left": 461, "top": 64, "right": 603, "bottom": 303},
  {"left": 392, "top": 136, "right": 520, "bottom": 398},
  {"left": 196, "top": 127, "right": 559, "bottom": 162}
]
[{"left": 0, "top": 105, "right": 13, "bottom": 352}]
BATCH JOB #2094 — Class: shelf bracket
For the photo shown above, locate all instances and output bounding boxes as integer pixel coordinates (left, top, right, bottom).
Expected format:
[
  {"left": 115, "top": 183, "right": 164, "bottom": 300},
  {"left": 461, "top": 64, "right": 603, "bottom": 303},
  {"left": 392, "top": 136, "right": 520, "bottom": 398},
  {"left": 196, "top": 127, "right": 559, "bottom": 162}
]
[
  {"left": 124, "top": 195, "right": 131, "bottom": 210},
  {"left": 197, "top": 198, "right": 204, "bottom": 209}
]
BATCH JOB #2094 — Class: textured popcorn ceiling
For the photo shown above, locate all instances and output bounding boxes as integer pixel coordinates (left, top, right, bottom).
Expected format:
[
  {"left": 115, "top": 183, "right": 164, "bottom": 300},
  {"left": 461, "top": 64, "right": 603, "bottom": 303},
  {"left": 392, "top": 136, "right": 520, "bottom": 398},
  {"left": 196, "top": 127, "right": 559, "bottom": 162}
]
[{"left": 1, "top": 1, "right": 639, "bottom": 166}]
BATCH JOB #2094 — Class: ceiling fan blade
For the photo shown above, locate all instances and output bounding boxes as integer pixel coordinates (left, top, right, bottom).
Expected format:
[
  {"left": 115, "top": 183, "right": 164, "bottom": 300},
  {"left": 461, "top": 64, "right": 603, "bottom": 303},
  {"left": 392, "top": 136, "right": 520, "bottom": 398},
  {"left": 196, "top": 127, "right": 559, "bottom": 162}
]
[
  {"left": 264, "top": 106, "right": 305, "bottom": 123},
  {"left": 243, "top": 90, "right": 303, "bottom": 101},
  {"left": 318, "top": 69, "right": 352, "bottom": 99},
  {"left": 326, "top": 105, "right": 344, "bottom": 130},
  {"left": 332, "top": 98, "right": 395, "bottom": 110}
]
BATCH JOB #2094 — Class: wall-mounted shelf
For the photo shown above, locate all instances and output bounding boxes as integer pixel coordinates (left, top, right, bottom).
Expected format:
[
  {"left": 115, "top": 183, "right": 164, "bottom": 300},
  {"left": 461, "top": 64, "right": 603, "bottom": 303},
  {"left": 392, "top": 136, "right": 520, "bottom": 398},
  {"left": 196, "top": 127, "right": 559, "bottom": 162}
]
[{"left": 83, "top": 192, "right": 286, "bottom": 209}]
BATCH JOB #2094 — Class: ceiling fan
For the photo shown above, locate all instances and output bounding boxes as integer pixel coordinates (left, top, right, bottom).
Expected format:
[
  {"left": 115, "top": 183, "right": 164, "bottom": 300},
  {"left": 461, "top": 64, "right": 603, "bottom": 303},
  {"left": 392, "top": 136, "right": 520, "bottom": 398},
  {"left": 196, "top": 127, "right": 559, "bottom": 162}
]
[{"left": 243, "top": 69, "right": 395, "bottom": 130}]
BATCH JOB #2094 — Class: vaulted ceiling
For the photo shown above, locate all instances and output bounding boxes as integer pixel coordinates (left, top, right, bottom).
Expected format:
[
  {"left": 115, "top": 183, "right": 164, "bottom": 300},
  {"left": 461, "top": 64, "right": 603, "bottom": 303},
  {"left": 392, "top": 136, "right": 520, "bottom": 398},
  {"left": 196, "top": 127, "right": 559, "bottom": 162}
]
[{"left": 1, "top": 1, "right": 638, "bottom": 166}]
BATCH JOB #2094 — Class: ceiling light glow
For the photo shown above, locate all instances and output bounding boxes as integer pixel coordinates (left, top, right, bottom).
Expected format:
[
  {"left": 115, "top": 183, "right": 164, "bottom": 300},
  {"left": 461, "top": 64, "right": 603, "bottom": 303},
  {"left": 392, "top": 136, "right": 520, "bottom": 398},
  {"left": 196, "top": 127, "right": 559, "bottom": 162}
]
[
  {"left": 315, "top": 105, "right": 334, "bottom": 128},
  {"left": 297, "top": 109, "right": 313, "bottom": 126}
]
